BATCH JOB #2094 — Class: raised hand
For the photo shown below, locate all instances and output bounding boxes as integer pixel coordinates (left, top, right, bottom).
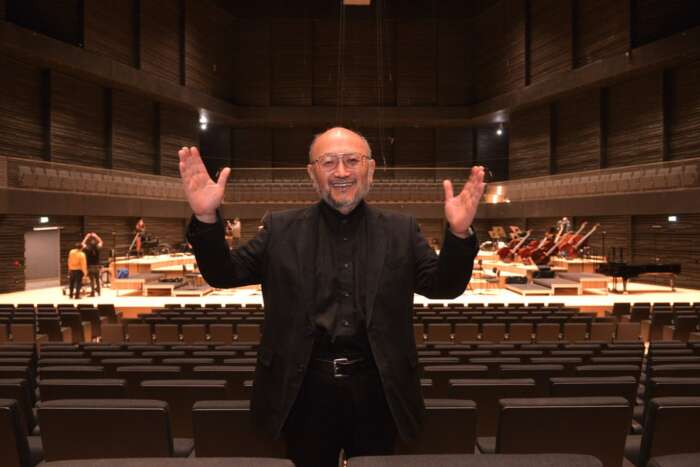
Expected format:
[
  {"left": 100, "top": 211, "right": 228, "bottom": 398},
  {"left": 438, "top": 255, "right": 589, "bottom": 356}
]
[
  {"left": 442, "top": 166, "right": 486, "bottom": 238},
  {"left": 178, "top": 146, "right": 231, "bottom": 223}
]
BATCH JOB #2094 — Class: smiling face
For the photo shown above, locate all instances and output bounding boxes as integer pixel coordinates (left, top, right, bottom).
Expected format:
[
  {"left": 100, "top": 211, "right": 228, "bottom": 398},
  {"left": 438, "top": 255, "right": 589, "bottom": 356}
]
[{"left": 307, "top": 127, "right": 375, "bottom": 214}]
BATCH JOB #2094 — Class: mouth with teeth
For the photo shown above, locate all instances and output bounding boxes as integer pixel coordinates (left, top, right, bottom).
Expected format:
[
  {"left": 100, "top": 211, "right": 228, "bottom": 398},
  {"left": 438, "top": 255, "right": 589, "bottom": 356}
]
[{"left": 329, "top": 180, "right": 356, "bottom": 192}]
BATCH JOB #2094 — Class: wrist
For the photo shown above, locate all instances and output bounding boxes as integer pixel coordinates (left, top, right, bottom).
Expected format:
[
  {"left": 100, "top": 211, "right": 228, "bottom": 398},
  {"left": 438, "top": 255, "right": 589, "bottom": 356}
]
[{"left": 195, "top": 212, "right": 217, "bottom": 224}]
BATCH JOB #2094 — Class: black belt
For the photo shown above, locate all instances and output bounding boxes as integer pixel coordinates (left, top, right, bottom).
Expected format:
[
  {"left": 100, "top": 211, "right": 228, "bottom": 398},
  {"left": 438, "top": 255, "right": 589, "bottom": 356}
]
[{"left": 310, "top": 356, "right": 374, "bottom": 379}]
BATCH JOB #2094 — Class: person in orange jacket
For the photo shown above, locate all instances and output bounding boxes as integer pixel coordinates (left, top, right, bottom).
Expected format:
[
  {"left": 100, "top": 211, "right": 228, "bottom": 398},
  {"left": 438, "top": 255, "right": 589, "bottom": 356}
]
[{"left": 67, "top": 242, "right": 87, "bottom": 299}]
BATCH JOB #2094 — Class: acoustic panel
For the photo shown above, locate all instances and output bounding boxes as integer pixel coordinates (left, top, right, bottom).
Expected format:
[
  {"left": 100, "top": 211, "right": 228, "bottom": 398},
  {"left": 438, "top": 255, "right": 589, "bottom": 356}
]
[
  {"left": 669, "top": 59, "right": 700, "bottom": 161},
  {"left": 554, "top": 89, "right": 601, "bottom": 174},
  {"left": 112, "top": 90, "right": 157, "bottom": 174},
  {"left": 573, "top": 0, "right": 629, "bottom": 68},
  {"left": 528, "top": 0, "right": 572, "bottom": 84},
  {"left": 509, "top": 105, "right": 551, "bottom": 180},
  {"left": 160, "top": 104, "right": 198, "bottom": 177},
  {"left": 83, "top": 0, "right": 137, "bottom": 67},
  {"left": 140, "top": 0, "right": 182, "bottom": 84}
]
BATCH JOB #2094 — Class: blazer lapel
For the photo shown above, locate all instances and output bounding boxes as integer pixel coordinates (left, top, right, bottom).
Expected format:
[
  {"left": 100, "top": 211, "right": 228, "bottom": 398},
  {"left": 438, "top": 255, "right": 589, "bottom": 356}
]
[
  {"left": 295, "top": 203, "right": 320, "bottom": 330},
  {"left": 365, "top": 207, "right": 387, "bottom": 327}
]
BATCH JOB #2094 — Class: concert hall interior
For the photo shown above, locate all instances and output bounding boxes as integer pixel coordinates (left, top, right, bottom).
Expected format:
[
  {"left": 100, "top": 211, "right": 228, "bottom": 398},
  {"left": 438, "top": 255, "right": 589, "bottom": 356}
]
[{"left": 1, "top": 1, "right": 700, "bottom": 466}]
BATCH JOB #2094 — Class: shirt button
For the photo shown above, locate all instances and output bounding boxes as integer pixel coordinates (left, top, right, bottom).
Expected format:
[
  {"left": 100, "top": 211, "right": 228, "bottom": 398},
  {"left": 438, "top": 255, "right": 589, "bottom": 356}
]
[
  {"left": 343, "top": 263, "right": 350, "bottom": 269},
  {"left": 342, "top": 320, "right": 351, "bottom": 327},
  {"left": 341, "top": 291, "right": 350, "bottom": 297},
  {"left": 297, "top": 364, "right": 304, "bottom": 373}
]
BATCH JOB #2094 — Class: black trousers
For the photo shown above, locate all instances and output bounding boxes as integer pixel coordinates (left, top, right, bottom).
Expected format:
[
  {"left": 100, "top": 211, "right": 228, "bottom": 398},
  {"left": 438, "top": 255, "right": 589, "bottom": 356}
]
[
  {"left": 283, "top": 362, "right": 397, "bottom": 467},
  {"left": 68, "top": 270, "right": 84, "bottom": 298},
  {"left": 87, "top": 265, "right": 100, "bottom": 296}
]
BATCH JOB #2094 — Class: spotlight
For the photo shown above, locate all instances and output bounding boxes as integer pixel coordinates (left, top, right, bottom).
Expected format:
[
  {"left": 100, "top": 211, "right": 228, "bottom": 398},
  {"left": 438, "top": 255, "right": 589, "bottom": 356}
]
[
  {"left": 668, "top": 215, "right": 678, "bottom": 223},
  {"left": 39, "top": 216, "right": 49, "bottom": 224},
  {"left": 496, "top": 123, "right": 504, "bottom": 136},
  {"left": 200, "top": 123, "right": 208, "bottom": 131},
  {"left": 199, "top": 114, "right": 208, "bottom": 124}
]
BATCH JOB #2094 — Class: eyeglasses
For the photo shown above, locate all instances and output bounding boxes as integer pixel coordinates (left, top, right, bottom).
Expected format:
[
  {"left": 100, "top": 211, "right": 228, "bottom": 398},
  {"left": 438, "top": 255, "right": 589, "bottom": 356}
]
[{"left": 312, "top": 153, "right": 371, "bottom": 171}]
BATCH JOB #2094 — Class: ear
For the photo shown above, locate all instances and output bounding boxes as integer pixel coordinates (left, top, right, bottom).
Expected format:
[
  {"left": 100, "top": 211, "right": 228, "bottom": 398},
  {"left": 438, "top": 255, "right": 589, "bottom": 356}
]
[
  {"left": 307, "top": 164, "right": 319, "bottom": 190},
  {"left": 367, "top": 158, "right": 376, "bottom": 184}
]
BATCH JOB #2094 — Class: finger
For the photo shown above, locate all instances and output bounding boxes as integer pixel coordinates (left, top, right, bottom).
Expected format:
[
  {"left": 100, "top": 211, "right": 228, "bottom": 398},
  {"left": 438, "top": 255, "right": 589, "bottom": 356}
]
[
  {"left": 442, "top": 179, "right": 454, "bottom": 201},
  {"left": 217, "top": 167, "right": 231, "bottom": 189}
]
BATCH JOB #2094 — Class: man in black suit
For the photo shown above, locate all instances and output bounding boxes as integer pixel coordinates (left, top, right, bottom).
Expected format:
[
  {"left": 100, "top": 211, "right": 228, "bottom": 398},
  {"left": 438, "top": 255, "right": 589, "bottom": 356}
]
[{"left": 179, "top": 127, "right": 484, "bottom": 467}]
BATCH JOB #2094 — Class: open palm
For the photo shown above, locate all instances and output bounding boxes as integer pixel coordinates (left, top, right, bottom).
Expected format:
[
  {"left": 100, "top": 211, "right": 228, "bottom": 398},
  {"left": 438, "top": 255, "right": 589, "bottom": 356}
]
[
  {"left": 443, "top": 166, "right": 486, "bottom": 237},
  {"left": 178, "top": 146, "right": 230, "bottom": 222}
]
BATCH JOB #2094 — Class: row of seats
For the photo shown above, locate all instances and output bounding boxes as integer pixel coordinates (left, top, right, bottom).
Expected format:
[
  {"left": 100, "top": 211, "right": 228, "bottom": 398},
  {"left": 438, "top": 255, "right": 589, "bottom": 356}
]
[
  {"left": 3, "top": 395, "right": 699, "bottom": 466},
  {"left": 16, "top": 165, "right": 185, "bottom": 200},
  {"left": 506, "top": 162, "right": 699, "bottom": 202}
]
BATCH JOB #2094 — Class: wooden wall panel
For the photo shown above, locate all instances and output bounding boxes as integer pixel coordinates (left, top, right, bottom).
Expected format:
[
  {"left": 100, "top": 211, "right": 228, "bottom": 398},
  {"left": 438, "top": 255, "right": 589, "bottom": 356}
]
[
  {"left": 476, "top": 127, "right": 509, "bottom": 181},
  {"left": 112, "top": 90, "right": 156, "bottom": 174},
  {"left": 83, "top": 0, "right": 137, "bottom": 67},
  {"left": 0, "top": 215, "right": 34, "bottom": 293},
  {"left": 232, "top": 128, "right": 273, "bottom": 168},
  {"left": 142, "top": 217, "right": 187, "bottom": 251},
  {"left": 554, "top": 90, "right": 600, "bottom": 174},
  {"left": 574, "top": 0, "right": 629, "bottom": 68},
  {"left": 633, "top": 0, "right": 700, "bottom": 47},
  {"left": 525, "top": 217, "right": 561, "bottom": 241},
  {"left": 273, "top": 129, "right": 314, "bottom": 168},
  {"left": 312, "top": 19, "right": 340, "bottom": 106},
  {"left": 232, "top": 18, "right": 270, "bottom": 105},
  {"left": 186, "top": 0, "right": 234, "bottom": 100},
  {"left": 140, "top": 0, "right": 182, "bottom": 84},
  {"left": 199, "top": 125, "right": 231, "bottom": 178},
  {"left": 51, "top": 73, "right": 106, "bottom": 168},
  {"left": 436, "top": 129, "right": 474, "bottom": 167},
  {"left": 473, "top": 0, "right": 526, "bottom": 101},
  {"left": 393, "top": 128, "right": 435, "bottom": 169},
  {"left": 396, "top": 19, "right": 436, "bottom": 105},
  {"left": 160, "top": 105, "right": 198, "bottom": 178},
  {"left": 529, "top": 0, "right": 572, "bottom": 84},
  {"left": 358, "top": 127, "right": 394, "bottom": 169},
  {"left": 669, "top": 59, "right": 700, "bottom": 161},
  {"left": 509, "top": 105, "right": 550, "bottom": 179},
  {"left": 632, "top": 213, "right": 700, "bottom": 289},
  {"left": 606, "top": 73, "right": 663, "bottom": 168},
  {"left": 271, "top": 19, "right": 312, "bottom": 106},
  {"left": 574, "top": 215, "right": 630, "bottom": 261},
  {"left": 0, "top": 54, "right": 44, "bottom": 160},
  {"left": 5, "top": 0, "right": 82, "bottom": 46},
  {"left": 437, "top": 18, "right": 471, "bottom": 105}
]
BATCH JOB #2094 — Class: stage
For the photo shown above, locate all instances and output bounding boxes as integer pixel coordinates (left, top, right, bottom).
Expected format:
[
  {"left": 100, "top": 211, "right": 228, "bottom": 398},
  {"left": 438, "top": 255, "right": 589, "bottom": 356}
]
[{"left": 1, "top": 279, "right": 698, "bottom": 319}]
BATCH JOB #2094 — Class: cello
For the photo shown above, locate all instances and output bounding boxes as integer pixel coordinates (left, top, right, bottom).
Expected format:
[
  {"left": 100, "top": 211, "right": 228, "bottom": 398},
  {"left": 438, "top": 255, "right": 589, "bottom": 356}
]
[
  {"left": 497, "top": 229, "right": 532, "bottom": 262},
  {"left": 559, "top": 223, "right": 600, "bottom": 259},
  {"left": 530, "top": 222, "right": 587, "bottom": 266},
  {"left": 519, "top": 224, "right": 564, "bottom": 261}
]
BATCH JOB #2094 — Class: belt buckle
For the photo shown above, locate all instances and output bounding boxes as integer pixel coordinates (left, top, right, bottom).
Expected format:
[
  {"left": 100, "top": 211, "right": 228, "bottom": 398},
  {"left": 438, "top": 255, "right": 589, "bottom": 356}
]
[{"left": 332, "top": 357, "right": 350, "bottom": 379}]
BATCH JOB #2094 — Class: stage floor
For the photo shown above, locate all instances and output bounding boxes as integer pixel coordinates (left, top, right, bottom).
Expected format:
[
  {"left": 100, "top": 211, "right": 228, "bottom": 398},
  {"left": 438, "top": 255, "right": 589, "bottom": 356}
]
[{"left": 1, "top": 280, "right": 698, "bottom": 315}]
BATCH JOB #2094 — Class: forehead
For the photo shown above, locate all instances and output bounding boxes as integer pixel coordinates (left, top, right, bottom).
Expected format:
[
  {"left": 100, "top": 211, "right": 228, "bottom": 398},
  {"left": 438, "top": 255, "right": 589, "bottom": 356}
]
[{"left": 310, "top": 129, "right": 369, "bottom": 158}]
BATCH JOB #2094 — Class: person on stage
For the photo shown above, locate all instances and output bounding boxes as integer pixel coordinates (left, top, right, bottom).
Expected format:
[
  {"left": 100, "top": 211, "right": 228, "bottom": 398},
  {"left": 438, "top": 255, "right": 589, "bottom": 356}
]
[
  {"left": 81, "top": 232, "right": 103, "bottom": 297},
  {"left": 67, "top": 242, "right": 87, "bottom": 299},
  {"left": 179, "top": 127, "right": 484, "bottom": 467},
  {"left": 134, "top": 218, "right": 146, "bottom": 256}
]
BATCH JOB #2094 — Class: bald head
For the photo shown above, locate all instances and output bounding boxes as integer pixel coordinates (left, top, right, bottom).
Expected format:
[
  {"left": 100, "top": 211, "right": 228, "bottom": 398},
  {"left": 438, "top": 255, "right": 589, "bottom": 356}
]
[{"left": 308, "top": 127, "right": 372, "bottom": 162}]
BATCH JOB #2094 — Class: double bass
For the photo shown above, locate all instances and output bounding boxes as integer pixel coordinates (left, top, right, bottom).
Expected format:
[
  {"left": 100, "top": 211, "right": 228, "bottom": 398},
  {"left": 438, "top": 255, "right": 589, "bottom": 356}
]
[
  {"left": 559, "top": 223, "right": 600, "bottom": 259},
  {"left": 519, "top": 224, "right": 564, "bottom": 260},
  {"left": 530, "top": 222, "right": 588, "bottom": 266},
  {"left": 497, "top": 230, "right": 532, "bottom": 262}
]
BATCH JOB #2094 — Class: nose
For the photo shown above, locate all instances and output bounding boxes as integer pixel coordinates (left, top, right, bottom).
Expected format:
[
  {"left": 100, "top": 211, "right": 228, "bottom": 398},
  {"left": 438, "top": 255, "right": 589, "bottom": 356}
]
[{"left": 334, "top": 159, "right": 350, "bottom": 177}]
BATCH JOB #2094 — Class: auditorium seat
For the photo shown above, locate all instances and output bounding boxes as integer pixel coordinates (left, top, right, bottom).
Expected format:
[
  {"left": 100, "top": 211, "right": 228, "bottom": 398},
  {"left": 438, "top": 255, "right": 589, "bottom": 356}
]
[
  {"left": 127, "top": 324, "right": 153, "bottom": 344},
  {"left": 182, "top": 324, "right": 207, "bottom": 344},
  {"left": 39, "top": 379, "right": 127, "bottom": 401},
  {"left": 39, "top": 365, "right": 106, "bottom": 380},
  {"left": 454, "top": 323, "right": 479, "bottom": 342},
  {"left": 192, "top": 365, "right": 256, "bottom": 399},
  {"left": 427, "top": 323, "right": 452, "bottom": 343},
  {"left": 115, "top": 366, "right": 181, "bottom": 398},
  {"left": 100, "top": 324, "right": 126, "bottom": 344},
  {"left": 508, "top": 323, "right": 533, "bottom": 342},
  {"left": 192, "top": 400, "right": 286, "bottom": 457},
  {"left": 648, "top": 453, "right": 700, "bottom": 467},
  {"left": 348, "top": 454, "right": 603, "bottom": 466},
  {"left": 42, "top": 458, "right": 296, "bottom": 466},
  {"left": 38, "top": 399, "right": 191, "bottom": 460},
  {"left": 615, "top": 322, "right": 642, "bottom": 342},
  {"left": 481, "top": 323, "right": 506, "bottom": 343},
  {"left": 535, "top": 323, "right": 560, "bottom": 342},
  {"left": 448, "top": 379, "right": 537, "bottom": 436},
  {"left": 395, "top": 399, "right": 477, "bottom": 454},
  {"left": 141, "top": 379, "right": 228, "bottom": 438},
  {"left": 422, "top": 365, "right": 488, "bottom": 398},
  {"left": 575, "top": 365, "right": 641, "bottom": 381},
  {"left": 487, "top": 397, "right": 630, "bottom": 467},
  {"left": 498, "top": 365, "right": 566, "bottom": 396},
  {"left": 549, "top": 377, "right": 638, "bottom": 404},
  {"left": 0, "top": 379, "right": 37, "bottom": 435},
  {"left": 0, "top": 398, "right": 43, "bottom": 467},
  {"left": 625, "top": 397, "right": 700, "bottom": 467},
  {"left": 590, "top": 323, "right": 615, "bottom": 342},
  {"left": 154, "top": 325, "right": 180, "bottom": 344},
  {"left": 162, "top": 358, "right": 215, "bottom": 377},
  {"left": 563, "top": 323, "right": 587, "bottom": 342},
  {"left": 10, "top": 325, "right": 36, "bottom": 344},
  {"left": 209, "top": 324, "right": 234, "bottom": 344}
]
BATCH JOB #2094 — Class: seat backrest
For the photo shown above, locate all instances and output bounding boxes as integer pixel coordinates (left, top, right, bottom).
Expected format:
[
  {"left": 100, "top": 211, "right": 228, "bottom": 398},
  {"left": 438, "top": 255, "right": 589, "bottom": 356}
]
[
  {"left": 549, "top": 376, "right": 637, "bottom": 404},
  {"left": 448, "top": 378, "right": 537, "bottom": 436},
  {"left": 192, "top": 365, "right": 256, "bottom": 400},
  {"left": 38, "top": 399, "right": 174, "bottom": 461},
  {"left": 422, "top": 365, "right": 488, "bottom": 399},
  {"left": 348, "top": 453, "right": 605, "bottom": 467},
  {"left": 0, "top": 399, "right": 30, "bottom": 467},
  {"left": 395, "top": 399, "right": 477, "bottom": 454},
  {"left": 141, "top": 379, "right": 228, "bottom": 438},
  {"left": 498, "top": 365, "right": 566, "bottom": 396},
  {"left": 192, "top": 400, "right": 286, "bottom": 457},
  {"left": 639, "top": 397, "right": 700, "bottom": 467},
  {"left": 39, "top": 378, "right": 127, "bottom": 401},
  {"left": 39, "top": 365, "right": 105, "bottom": 380},
  {"left": 0, "top": 378, "right": 35, "bottom": 434},
  {"left": 575, "top": 364, "right": 641, "bottom": 381},
  {"left": 115, "top": 365, "right": 181, "bottom": 398},
  {"left": 496, "top": 396, "right": 631, "bottom": 467}
]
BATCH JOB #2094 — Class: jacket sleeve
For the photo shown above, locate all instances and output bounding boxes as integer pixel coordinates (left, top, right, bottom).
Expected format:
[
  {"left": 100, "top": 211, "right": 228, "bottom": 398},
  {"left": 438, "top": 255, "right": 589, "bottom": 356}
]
[
  {"left": 413, "top": 218, "right": 478, "bottom": 299},
  {"left": 187, "top": 211, "right": 269, "bottom": 289},
  {"left": 80, "top": 253, "right": 88, "bottom": 276}
]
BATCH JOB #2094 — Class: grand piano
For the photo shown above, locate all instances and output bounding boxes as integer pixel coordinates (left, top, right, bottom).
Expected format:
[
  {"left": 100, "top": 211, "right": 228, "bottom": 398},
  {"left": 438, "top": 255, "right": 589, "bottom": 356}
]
[{"left": 597, "top": 262, "right": 682, "bottom": 293}]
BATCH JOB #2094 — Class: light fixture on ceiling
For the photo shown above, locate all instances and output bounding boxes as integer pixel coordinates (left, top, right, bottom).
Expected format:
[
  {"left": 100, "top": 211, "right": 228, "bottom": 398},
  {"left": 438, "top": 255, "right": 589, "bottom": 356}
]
[
  {"left": 199, "top": 113, "right": 208, "bottom": 131},
  {"left": 496, "top": 123, "right": 504, "bottom": 136}
]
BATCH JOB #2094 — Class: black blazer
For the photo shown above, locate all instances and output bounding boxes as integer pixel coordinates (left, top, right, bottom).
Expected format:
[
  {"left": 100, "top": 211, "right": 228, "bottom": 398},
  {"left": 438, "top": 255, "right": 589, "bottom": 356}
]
[{"left": 187, "top": 202, "right": 478, "bottom": 441}]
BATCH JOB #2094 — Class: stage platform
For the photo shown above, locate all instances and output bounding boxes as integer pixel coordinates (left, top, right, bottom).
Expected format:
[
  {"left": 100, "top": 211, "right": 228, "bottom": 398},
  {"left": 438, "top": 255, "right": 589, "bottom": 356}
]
[{"left": 0, "top": 280, "right": 698, "bottom": 319}]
